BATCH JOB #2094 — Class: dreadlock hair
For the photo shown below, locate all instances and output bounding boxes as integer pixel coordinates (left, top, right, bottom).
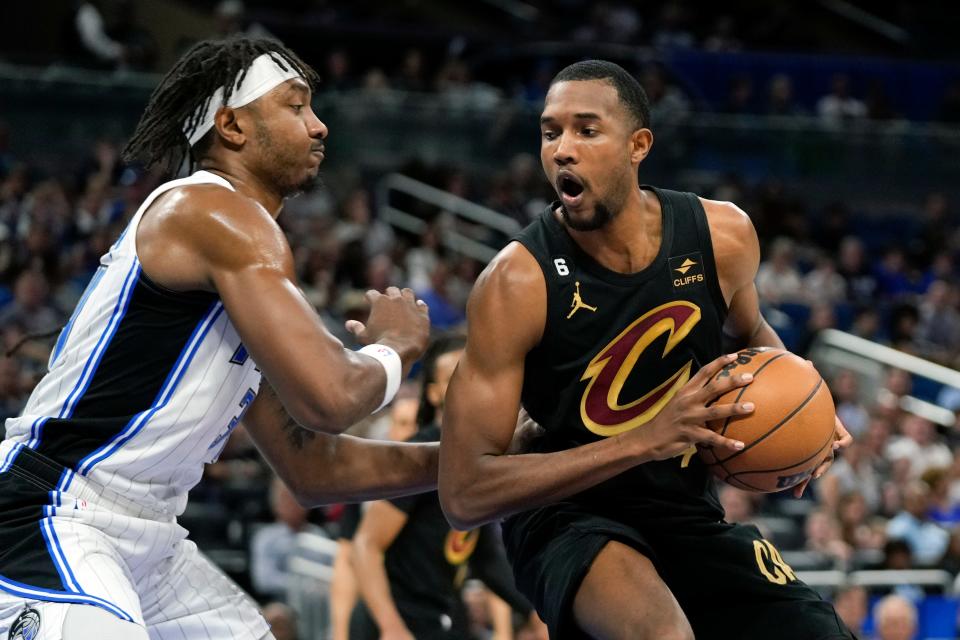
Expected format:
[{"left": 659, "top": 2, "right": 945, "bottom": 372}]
[
  {"left": 416, "top": 331, "right": 467, "bottom": 429},
  {"left": 551, "top": 60, "right": 651, "bottom": 131},
  {"left": 121, "top": 36, "right": 320, "bottom": 176}
]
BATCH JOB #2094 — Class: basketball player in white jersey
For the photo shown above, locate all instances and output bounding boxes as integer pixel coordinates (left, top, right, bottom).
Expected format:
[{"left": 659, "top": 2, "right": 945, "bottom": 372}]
[{"left": 0, "top": 37, "right": 437, "bottom": 639}]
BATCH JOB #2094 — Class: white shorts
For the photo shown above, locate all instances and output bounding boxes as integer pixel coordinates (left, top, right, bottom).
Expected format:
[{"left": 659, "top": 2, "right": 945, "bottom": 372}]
[{"left": 0, "top": 446, "right": 269, "bottom": 639}]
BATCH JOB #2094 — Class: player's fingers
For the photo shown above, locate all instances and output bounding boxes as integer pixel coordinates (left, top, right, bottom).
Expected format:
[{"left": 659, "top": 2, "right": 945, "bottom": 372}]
[
  {"left": 834, "top": 417, "right": 853, "bottom": 450},
  {"left": 696, "top": 372, "right": 753, "bottom": 405},
  {"left": 416, "top": 298, "right": 428, "bottom": 310},
  {"left": 812, "top": 450, "right": 834, "bottom": 480},
  {"left": 400, "top": 287, "right": 416, "bottom": 302},
  {"left": 385, "top": 286, "right": 401, "bottom": 297},
  {"left": 364, "top": 289, "right": 381, "bottom": 304},
  {"left": 690, "top": 426, "right": 744, "bottom": 452},
  {"left": 695, "top": 400, "right": 755, "bottom": 424},
  {"left": 689, "top": 353, "right": 738, "bottom": 388},
  {"left": 344, "top": 319, "right": 366, "bottom": 338},
  {"left": 793, "top": 477, "right": 810, "bottom": 499}
]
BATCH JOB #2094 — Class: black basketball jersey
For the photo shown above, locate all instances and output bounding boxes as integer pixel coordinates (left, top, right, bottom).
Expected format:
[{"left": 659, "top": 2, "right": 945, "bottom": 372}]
[{"left": 514, "top": 186, "right": 728, "bottom": 522}]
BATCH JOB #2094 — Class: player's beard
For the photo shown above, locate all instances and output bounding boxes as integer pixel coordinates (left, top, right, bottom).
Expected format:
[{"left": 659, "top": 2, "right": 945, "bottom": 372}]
[
  {"left": 561, "top": 201, "right": 615, "bottom": 231},
  {"left": 255, "top": 124, "right": 322, "bottom": 198}
]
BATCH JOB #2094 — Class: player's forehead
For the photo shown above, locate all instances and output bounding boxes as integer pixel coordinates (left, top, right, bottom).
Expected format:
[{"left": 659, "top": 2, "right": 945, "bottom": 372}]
[
  {"left": 541, "top": 79, "right": 621, "bottom": 123},
  {"left": 259, "top": 77, "right": 311, "bottom": 105}
]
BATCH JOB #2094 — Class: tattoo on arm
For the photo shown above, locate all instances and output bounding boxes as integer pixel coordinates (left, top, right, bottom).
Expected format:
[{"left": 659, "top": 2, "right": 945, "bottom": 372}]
[
  {"left": 283, "top": 416, "right": 316, "bottom": 450},
  {"left": 261, "top": 378, "right": 318, "bottom": 451}
]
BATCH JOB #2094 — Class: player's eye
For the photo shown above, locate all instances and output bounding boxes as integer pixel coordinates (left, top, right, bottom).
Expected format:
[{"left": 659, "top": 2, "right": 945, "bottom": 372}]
[
  {"left": 291, "top": 104, "right": 304, "bottom": 112},
  {"left": 542, "top": 130, "right": 558, "bottom": 141},
  {"left": 582, "top": 128, "right": 597, "bottom": 136}
]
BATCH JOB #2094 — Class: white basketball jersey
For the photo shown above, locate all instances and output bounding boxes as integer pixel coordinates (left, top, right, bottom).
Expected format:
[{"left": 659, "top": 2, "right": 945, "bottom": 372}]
[{"left": 2, "top": 171, "right": 262, "bottom": 515}]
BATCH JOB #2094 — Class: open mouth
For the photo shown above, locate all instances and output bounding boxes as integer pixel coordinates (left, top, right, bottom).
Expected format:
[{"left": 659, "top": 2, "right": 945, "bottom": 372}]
[{"left": 558, "top": 173, "right": 585, "bottom": 205}]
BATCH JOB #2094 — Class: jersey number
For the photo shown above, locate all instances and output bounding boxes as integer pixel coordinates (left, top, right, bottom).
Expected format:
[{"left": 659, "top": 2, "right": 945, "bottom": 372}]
[{"left": 554, "top": 258, "right": 569, "bottom": 276}]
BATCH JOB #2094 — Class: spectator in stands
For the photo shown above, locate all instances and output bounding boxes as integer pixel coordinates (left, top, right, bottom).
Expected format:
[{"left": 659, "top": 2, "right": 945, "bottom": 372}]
[
  {"left": 797, "top": 302, "right": 837, "bottom": 356},
  {"left": 416, "top": 261, "right": 466, "bottom": 330},
  {"left": 723, "top": 74, "right": 755, "bottom": 114},
  {"left": 832, "top": 584, "right": 868, "bottom": 638},
  {"left": 837, "top": 237, "right": 877, "bottom": 306},
  {"left": 262, "top": 602, "right": 299, "bottom": 640},
  {"left": 804, "top": 255, "right": 847, "bottom": 305},
  {"left": 886, "top": 480, "right": 950, "bottom": 566},
  {"left": 832, "top": 370, "right": 871, "bottom": 438},
  {"left": 836, "top": 491, "right": 885, "bottom": 553},
  {"left": 923, "top": 466, "right": 960, "bottom": 527},
  {"left": 394, "top": 49, "right": 428, "bottom": 93},
  {"left": 0, "top": 270, "right": 63, "bottom": 335},
  {"left": 822, "top": 440, "right": 883, "bottom": 513},
  {"left": 703, "top": 15, "right": 742, "bottom": 52},
  {"left": 651, "top": 1, "right": 696, "bottom": 49},
  {"left": 874, "top": 248, "right": 919, "bottom": 299},
  {"left": 718, "top": 485, "right": 755, "bottom": 524},
  {"left": 915, "top": 280, "right": 960, "bottom": 363},
  {"left": 804, "top": 508, "right": 853, "bottom": 568},
  {"left": 872, "top": 594, "right": 917, "bottom": 640},
  {"left": 640, "top": 64, "right": 691, "bottom": 125},
  {"left": 0, "top": 358, "right": 27, "bottom": 423},
  {"left": 250, "top": 476, "right": 328, "bottom": 601},
  {"left": 887, "top": 415, "right": 953, "bottom": 479},
  {"left": 817, "top": 74, "right": 867, "bottom": 125},
  {"left": 766, "top": 74, "right": 805, "bottom": 117},
  {"left": 334, "top": 188, "right": 395, "bottom": 259},
  {"left": 755, "top": 237, "right": 804, "bottom": 305},
  {"left": 213, "top": 0, "right": 274, "bottom": 40}
]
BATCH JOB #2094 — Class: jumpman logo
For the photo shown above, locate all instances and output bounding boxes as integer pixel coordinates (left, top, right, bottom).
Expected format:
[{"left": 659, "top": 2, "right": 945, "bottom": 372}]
[{"left": 567, "top": 281, "right": 598, "bottom": 319}]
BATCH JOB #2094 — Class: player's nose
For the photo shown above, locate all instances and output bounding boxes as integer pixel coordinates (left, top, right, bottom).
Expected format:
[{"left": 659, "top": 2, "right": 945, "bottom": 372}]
[
  {"left": 553, "top": 134, "right": 577, "bottom": 166},
  {"left": 307, "top": 110, "right": 328, "bottom": 140}
]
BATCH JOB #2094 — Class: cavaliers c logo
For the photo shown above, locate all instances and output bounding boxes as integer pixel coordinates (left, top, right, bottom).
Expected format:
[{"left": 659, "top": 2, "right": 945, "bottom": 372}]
[
  {"left": 580, "top": 301, "right": 701, "bottom": 436},
  {"left": 444, "top": 529, "right": 480, "bottom": 566}
]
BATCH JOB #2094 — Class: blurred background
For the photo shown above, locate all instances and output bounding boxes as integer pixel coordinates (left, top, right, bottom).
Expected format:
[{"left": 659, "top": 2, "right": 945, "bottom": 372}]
[{"left": 2, "top": 1, "right": 960, "bottom": 639}]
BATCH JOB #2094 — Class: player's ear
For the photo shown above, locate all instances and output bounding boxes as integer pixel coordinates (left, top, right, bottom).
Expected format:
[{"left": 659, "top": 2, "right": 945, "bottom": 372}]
[
  {"left": 630, "top": 127, "right": 653, "bottom": 165},
  {"left": 213, "top": 106, "right": 246, "bottom": 148}
]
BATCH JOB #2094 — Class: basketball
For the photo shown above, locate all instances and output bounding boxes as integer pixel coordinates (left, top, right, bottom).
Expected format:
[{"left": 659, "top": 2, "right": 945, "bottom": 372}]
[{"left": 698, "top": 347, "right": 836, "bottom": 493}]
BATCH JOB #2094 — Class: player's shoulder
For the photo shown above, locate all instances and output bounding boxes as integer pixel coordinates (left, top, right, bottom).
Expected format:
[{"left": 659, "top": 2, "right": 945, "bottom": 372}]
[
  {"left": 697, "top": 197, "right": 757, "bottom": 254},
  {"left": 467, "top": 241, "right": 546, "bottom": 346},
  {"left": 474, "top": 241, "right": 545, "bottom": 299}
]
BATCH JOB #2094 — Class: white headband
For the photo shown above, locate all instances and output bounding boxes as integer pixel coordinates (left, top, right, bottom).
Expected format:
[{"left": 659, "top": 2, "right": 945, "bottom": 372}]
[{"left": 184, "top": 53, "right": 303, "bottom": 146}]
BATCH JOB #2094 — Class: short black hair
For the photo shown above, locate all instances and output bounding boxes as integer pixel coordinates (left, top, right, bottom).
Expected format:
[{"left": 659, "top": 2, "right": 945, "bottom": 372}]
[
  {"left": 122, "top": 36, "right": 319, "bottom": 175},
  {"left": 550, "top": 60, "right": 651, "bottom": 130},
  {"left": 416, "top": 331, "right": 467, "bottom": 429}
]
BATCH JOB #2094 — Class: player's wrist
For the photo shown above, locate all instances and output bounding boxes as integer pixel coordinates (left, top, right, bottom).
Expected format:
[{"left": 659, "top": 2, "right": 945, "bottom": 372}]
[{"left": 358, "top": 343, "right": 402, "bottom": 412}]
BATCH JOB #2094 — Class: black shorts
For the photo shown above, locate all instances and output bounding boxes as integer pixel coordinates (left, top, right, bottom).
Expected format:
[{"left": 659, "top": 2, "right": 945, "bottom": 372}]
[{"left": 502, "top": 502, "right": 854, "bottom": 640}]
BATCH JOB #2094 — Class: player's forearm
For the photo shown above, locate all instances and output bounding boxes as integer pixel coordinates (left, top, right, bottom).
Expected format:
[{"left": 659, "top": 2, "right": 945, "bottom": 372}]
[
  {"left": 746, "top": 317, "right": 785, "bottom": 350},
  {"left": 352, "top": 539, "right": 408, "bottom": 633},
  {"left": 440, "top": 432, "right": 646, "bottom": 530},
  {"left": 265, "top": 431, "right": 437, "bottom": 507}
]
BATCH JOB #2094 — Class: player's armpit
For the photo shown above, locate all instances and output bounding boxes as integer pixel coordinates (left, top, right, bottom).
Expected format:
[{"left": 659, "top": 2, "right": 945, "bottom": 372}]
[{"left": 244, "top": 380, "right": 437, "bottom": 506}]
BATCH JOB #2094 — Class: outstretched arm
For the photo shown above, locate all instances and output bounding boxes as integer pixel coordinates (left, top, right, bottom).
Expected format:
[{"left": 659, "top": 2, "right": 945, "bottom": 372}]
[
  {"left": 243, "top": 379, "right": 437, "bottom": 506},
  {"left": 439, "top": 243, "right": 753, "bottom": 530}
]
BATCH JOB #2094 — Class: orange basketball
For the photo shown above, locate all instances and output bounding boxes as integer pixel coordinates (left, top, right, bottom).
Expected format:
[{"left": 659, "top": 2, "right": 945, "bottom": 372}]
[{"left": 697, "top": 347, "right": 836, "bottom": 493}]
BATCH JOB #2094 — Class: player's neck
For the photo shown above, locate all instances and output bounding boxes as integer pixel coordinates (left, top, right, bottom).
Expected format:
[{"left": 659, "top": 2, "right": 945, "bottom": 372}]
[
  {"left": 567, "top": 188, "right": 663, "bottom": 274},
  {"left": 198, "top": 162, "right": 285, "bottom": 217}
]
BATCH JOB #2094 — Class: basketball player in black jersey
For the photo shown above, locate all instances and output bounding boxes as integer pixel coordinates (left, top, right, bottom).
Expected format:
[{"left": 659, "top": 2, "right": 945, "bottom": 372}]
[{"left": 440, "top": 60, "right": 853, "bottom": 640}]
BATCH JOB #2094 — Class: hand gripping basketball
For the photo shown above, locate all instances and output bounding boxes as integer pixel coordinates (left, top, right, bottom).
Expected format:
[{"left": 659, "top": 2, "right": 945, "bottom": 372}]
[{"left": 632, "top": 353, "right": 755, "bottom": 463}]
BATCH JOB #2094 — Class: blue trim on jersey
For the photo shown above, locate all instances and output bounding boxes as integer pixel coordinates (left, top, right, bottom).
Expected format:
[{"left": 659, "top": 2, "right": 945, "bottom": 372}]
[
  {"left": 76, "top": 301, "right": 225, "bottom": 477},
  {"left": 26, "top": 416, "right": 50, "bottom": 450},
  {"left": 58, "top": 260, "right": 141, "bottom": 420},
  {"left": 50, "top": 266, "right": 108, "bottom": 368},
  {"left": 39, "top": 512, "right": 73, "bottom": 592},
  {"left": 0, "top": 442, "right": 24, "bottom": 474},
  {"left": 0, "top": 574, "right": 135, "bottom": 622}
]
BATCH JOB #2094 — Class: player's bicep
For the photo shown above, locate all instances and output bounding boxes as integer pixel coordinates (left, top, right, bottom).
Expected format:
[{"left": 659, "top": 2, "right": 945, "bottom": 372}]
[
  {"left": 443, "top": 245, "right": 544, "bottom": 459},
  {"left": 190, "top": 198, "right": 361, "bottom": 427},
  {"left": 724, "top": 280, "right": 763, "bottom": 341}
]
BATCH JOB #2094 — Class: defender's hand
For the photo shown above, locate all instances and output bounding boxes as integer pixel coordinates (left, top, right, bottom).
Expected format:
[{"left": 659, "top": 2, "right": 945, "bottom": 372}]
[
  {"left": 793, "top": 415, "right": 852, "bottom": 498},
  {"left": 345, "top": 287, "right": 430, "bottom": 367},
  {"left": 632, "top": 353, "right": 755, "bottom": 462}
]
